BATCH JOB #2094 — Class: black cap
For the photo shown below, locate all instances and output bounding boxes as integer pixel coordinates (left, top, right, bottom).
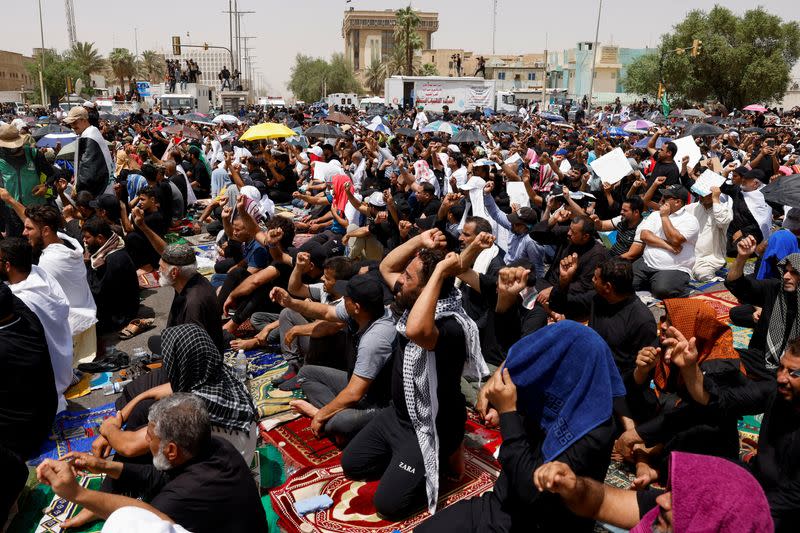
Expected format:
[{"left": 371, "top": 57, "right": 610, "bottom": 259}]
[
  {"left": 659, "top": 184, "right": 690, "bottom": 200},
  {"left": 308, "top": 242, "right": 344, "bottom": 269},
  {"left": 333, "top": 274, "right": 384, "bottom": 306},
  {"left": 507, "top": 206, "right": 538, "bottom": 225},
  {"left": 732, "top": 166, "right": 749, "bottom": 176},
  {"left": 92, "top": 193, "right": 119, "bottom": 211},
  {"left": 76, "top": 191, "right": 95, "bottom": 209},
  {"left": 742, "top": 168, "right": 766, "bottom": 182},
  {"left": 161, "top": 244, "right": 196, "bottom": 266}
]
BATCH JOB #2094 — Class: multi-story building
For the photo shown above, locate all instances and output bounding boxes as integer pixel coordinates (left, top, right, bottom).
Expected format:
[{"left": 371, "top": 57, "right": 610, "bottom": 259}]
[
  {"left": 0, "top": 50, "right": 36, "bottom": 102},
  {"left": 164, "top": 47, "right": 233, "bottom": 91},
  {"left": 342, "top": 7, "right": 438, "bottom": 81},
  {"left": 420, "top": 49, "right": 545, "bottom": 90}
]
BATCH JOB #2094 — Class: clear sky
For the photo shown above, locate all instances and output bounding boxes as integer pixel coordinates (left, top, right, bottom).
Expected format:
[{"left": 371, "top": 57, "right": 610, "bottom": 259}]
[{"left": 7, "top": 0, "right": 799, "bottom": 95}]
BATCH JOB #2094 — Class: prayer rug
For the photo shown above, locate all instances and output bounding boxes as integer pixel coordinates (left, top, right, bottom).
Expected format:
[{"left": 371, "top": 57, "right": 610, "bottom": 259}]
[
  {"left": 738, "top": 413, "right": 763, "bottom": 463},
  {"left": 688, "top": 290, "right": 738, "bottom": 320},
  {"left": 27, "top": 404, "right": 117, "bottom": 466},
  {"left": 260, "top": 416, "right": 342, "bottom": 471},
  {"left": 239, "top": 349, "right": 305, "bottom": 418},
  {"left": 269, "top": 448, "right": 500, "bottom": 533},
  {"left": 730, "top": 325, "right": 753, "bottom": 350},
  {"left": 137, "top": 271, "right": 159, "bottom": 289},
  {"left": 7, "top": 475, "right": 104, "bottom": 533}
]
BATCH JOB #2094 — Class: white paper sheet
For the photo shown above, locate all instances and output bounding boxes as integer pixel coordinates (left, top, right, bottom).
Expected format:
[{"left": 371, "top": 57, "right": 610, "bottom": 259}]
[
  {"left": 673, "top": 135, "right": 702, "bottom": 169},
  {"left": 506, "top": 182, "right": 531, "bottom": 208},
  {"left": 559, "top": 158, "right": 572, "bottom": 174},
  {"left": 589, "top": 147, "right": 633, "bottom": 185},
  {"left": 504, "top": 152, "right": 522, "bottom": 166},
  {"left": 690, "top": 169, "right": 726, "bottom": 197}
]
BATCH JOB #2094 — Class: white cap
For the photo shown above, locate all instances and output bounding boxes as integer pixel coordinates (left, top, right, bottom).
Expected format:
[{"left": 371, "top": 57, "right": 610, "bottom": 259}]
[
  {"left": 458, "top": 175, "right": 486, "bottom": 191},
  {"left": 11, "top": 118, "right": 27, "bottom": 131},
  {"left": 102, "top": 507, "right": 190, "bottom": 533},
  {"left": 447, "top": 144, "right": 461, "bottom": 153},
  {"left": 309, "top": 146, "right": 323, "bottom": 157},
  {"left": 367, "top": 191, "right": 386, "bottom": 207},
  {"left": 83, "top": 101, "right": 96, "bottom": 109}
]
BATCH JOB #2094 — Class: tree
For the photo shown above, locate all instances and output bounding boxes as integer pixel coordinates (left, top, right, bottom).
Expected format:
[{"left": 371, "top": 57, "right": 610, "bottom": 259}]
[
  {"left": 622, "top": 6, "right": 800, "bottom": 108},
  {"left": 288, "top": 53, "right": 362, "bottom": 103},
  {"left": 364, "top": 59, "right": 386, "bottom": 95},
  {"left": 394, "top": 6, "right": 423, "bottom": 76},
  {"left": 420, "top": 63, "right": 439, "bottom": 76},
  {"left": 25, "top": 49, "right": 82, "bottom": 104},
  {"left": 139, "top": 50, "right": 165, "bottom": 83},
  {"left": 67, "top": 42, "right": 105, "bottom": 90},
  {"left": 108, "top": 48, "right": 136, "bottom": 91}
]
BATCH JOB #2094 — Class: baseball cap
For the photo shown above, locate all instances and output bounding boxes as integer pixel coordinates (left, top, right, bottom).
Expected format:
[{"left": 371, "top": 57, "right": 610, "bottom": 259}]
[
  {"left": 659, "top": 184, "right": 690, "bottom": 200},
  {"left": 507, "top": 207, "right": 538, "bottom": 225},
  {"left": 333, "top": 274, "right": 384, "bottom": 307},
  {"left": 366, "top": 191, "right": 386, "bottom": 208},
  {"left": 554, "top": 148, "right": 569, "bottom": 156},
  {"left": 447, "top": 144, "right": 461, "bottom": 153},
  {"left": 63, "top": 106, "right": 89, "bottom": 124},
  {"left": 308, "top": 242, "right": 344, "bottom": 270},
  {"left": 472, "top": 158, "right": 495, "bottom": 168}
]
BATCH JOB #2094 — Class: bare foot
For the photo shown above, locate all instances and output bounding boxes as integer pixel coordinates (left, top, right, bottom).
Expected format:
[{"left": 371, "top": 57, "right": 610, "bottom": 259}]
[
  {"left": 62, "top": 508, "right": 99, "bottom": 529},
  {"left": 444, "top": 442, "right": 465, "bottom": 482},
  {"left": 632, "top": 462, "right": 659, "bottom": 490},
  {"left": 223, "top": 320, "right": 239, "bottom": 334},
  {"left": 289, "top": 399, "right": 318, "bottom": 418}
]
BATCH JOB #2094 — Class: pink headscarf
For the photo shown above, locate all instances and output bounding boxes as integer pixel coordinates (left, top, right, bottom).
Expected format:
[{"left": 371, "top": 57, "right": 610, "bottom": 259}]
[{"left": 631, "top": 452, "right": 773, "bottom": 533}]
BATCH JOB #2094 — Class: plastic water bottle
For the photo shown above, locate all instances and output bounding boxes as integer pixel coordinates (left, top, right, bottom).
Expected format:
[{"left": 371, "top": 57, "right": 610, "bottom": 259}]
[
  {"left": 131, "top": 347, "right": 148, "bottom": 366},
  {"left": 234, "top": 349, "right": 248, "bottom": 382},
  {"left": 103, "top": 379, "right": 132, "bottom": 396}
]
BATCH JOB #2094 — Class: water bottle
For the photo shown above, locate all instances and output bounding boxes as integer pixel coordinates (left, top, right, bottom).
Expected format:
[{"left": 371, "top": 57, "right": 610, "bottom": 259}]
[
  {"left": 131, "top": 347, "right": 148, "bottom": 366},
  {"left": 234, "top": 349, "right": 248, "bottom": 382},
  {"left": 103, "top": 379, "right": 132, "bottom": 396}
]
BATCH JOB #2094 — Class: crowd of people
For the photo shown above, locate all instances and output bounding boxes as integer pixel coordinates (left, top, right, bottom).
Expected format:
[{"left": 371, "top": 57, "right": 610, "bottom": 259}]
[{"left": 1, "top": 94, "right": 800, "bottom": 532}]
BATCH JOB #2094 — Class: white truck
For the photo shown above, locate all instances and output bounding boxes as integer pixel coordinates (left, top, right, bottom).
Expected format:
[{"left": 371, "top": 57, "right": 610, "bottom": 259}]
[
  {"left": 153, "top": 83, "right": 212, "bottom": 114},
  {"left": 258, "top": 96, "right": 286, "bottom": 108},
  {"left": 326, "top": 93, "right": 359, "bottom": 109},
  {"left": 386, "top": 76, "right": 514, "bottom": 113}
]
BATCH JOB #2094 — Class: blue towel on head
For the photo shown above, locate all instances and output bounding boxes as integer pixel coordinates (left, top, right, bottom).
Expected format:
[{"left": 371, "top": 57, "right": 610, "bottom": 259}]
[
  {"left": 757, "top": 229, "right": 800, "bottom": 280},
  {"left": 505, "top": 320, "right": 625, "bottom": 462}
]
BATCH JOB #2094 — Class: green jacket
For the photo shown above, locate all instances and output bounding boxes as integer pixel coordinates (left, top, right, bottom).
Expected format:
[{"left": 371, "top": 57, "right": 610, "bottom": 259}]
[{"left": 0, "top": 146, "right": 47, "bottom": 206}]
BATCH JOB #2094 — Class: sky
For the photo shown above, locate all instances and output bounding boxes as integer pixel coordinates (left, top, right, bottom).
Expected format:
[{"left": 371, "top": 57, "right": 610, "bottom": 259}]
[{"left": 7, "top": 0, "right": 799, "bottom": 95}]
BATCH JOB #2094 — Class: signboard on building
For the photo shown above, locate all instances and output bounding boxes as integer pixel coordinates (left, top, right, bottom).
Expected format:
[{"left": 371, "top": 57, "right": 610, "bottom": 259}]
[
  {"left": 600, "top": 47, "right": 619, "bottom": 64},
  {"left": 414, "top": 81, "right": 493, "bottom": 110},
  {"left": 136, "top": 81, "right": 151, "bottom": 97}
]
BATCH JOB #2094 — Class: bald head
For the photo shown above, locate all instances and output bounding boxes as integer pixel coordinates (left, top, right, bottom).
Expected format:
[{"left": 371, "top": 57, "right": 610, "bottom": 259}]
[
  {"left": 352, "top": 152, "right": 362, "bottom": 164},
  {"left": 164, "top": 160, "right": 177, "bottom": 176}
]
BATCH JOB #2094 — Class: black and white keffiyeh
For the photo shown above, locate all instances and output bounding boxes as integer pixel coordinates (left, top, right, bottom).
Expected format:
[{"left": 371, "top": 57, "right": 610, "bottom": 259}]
[
  {"left": 162, "top": 324, "right": 257, "bottom": 433},
  {"left": 765, "top": 253, "right": 800, "bottom": 369},
  {"left": 395, "top": 288, "right": 487, "bottom": 514}
]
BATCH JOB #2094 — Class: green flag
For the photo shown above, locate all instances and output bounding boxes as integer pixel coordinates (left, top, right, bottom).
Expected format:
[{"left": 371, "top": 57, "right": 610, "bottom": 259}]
[{"left": 661, "top": 90, "right": 670, "bottom": 117}]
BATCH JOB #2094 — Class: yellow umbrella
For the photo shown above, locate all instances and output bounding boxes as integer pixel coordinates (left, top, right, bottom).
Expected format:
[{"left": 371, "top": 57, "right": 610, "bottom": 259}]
[{"left": 239, "top": 122, "right": 298, "bottom": 141}]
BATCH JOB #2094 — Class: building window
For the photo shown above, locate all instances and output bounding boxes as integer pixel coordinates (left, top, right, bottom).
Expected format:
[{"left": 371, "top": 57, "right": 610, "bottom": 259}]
[
  {"left": 611, "top": 72, "right": 617, "bottom": 79},
  {"left": 527, "top": 72, "right": 536, "bottom": 80},
  {"left": 497, "top": 72, "right": 505, "bottom": 80},
  {"left": 382, "top": 30, "right": 394, "bottom": 60}
]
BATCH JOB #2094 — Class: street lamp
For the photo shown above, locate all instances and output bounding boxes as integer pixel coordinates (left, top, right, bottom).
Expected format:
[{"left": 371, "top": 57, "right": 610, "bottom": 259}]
[
  {"left": 587, "top": 0, "right": 602, "bottom": 109},
  {"left": 37, "top": 0, "right": 47, "bottom": 105}
]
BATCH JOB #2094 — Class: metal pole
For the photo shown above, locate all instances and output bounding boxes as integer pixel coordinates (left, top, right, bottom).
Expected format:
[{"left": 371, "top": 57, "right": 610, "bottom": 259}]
[
  {"left": 492, "top": 0, "right": 497, "bottom": 54},
  {"left": 541, "top": 32, "right": 548, "bottom": 111},
  {"left": 234, "top": 0, "right": 240, "bottom": 72},
  {"left": 134, "top": 27, "right": 138, "bottom": 58},
  {"left": 37, "top": 0, "right": 47, "bottom": 105},
  {"left": 587, "top": 0, "right": 602, "bottom": 110},
  {"left": 229, "top": 0, "right": 233, "bottom": 71}
]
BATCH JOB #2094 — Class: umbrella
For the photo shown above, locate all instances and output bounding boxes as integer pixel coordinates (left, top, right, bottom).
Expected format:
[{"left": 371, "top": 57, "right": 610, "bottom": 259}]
[
  {"left": 490, "top": 122, "right": 519, "bottom": 133},
  {"left": 681, "top": 109, "right": 708, "bottom": 118},
  {"left": 422, "top": 121, "right": 460, "bottom": 135},
  {"left": 704, "top": 116, "right": 724, "bottom": 123},
  {"left": 552, "top": 122, "right": 575, "bottom": 129},
  {"left": 366, "top": 122, "right": 392, "bottom": 135},
  {"left": 56, "top": 138, "right": 113, "bottom": 159},
  {"left": 162, "top": 124, "right": 202, "bottom": 140},
  {"left": 99, "top": 112, "right": 122, "bottom": 122},
  {"left": 731, "top": 118, "right": 748, "bottom": 125},
  {"left": 743, "top": 104, "right": 768, "bottom": 113},
  {"left": 634, "top": 137, "right": 672, "bottom": 149},
  {"left": 326, "top": 111, "right": 354, "bottom": 125},
  {"left": 240, "top": 122, "right": 298, "bottom": 141},
  {"left": 673, "top": 120, "right": 691, "bottom": 129},
  {"left": 743, "top": 127, "right": 767, "bottom": 135},
  {"left": 604, "top": 127, "right": 630, "bottom": 137},
  {"left": 304, "top": 124, "right": 345, "bottom": 138},
  {"left": 623, "top": 119, "right": 655, "bottom": 133},
  {"left": 761, "top": 175, "right": 800, "bottom": 208},
  {"left": 538, "top": 112, "right": 565, "bottom": 122},
  {"left": 450, "top": 129, "right": 488, "bottom": 144},
  {"left": 668, "top": 110, "right": 684, "bottom": 118},
  {"left": 36, "top": 132, "right": 77, "bottom": 148},
  {"left": 687, "top": 123, "right": 724, "bottom": 136},
  {"left": 212, "top": 114, "right": 241, "bottom": 125},
  {"left": 31, "top": 124, "right": 71, "bottom": 140},
  {"left": 394, "top": 127, "right": 418, "bottom": 137}
]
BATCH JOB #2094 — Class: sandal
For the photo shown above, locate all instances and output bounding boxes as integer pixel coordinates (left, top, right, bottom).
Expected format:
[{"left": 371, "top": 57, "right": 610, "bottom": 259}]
[{"left": 119, "top": 318, "right": 156, "bottom": 340}]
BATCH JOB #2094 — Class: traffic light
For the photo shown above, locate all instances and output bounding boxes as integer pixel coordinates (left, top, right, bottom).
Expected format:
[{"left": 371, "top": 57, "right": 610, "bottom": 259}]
[
  {"left": 203, "top": 42, "right": 209, "bottom": 51},
  {"left": 66, "top": 77, "right": 73, "bottom": 94},
  {"left": 172, "top": 36, "right": 182, "bottom": 56},
  {"left": 657, "top": 82, "right": 664, "bottom": 100},
  {"left": 691, "top": 39, "right": 702, "bottom": 57}
]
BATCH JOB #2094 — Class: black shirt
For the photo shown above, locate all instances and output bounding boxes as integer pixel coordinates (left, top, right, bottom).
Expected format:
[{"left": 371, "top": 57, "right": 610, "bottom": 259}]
[
  {"left": 647, "top": 160, "right": 682, "bottom": 201},
  {"left": 118, "top": 437, "right": 267, "bottom": 533},
  {"left": 610, "top": 219, "right": 641, "bottom": 257},
  {"left": 168, "top": 273, "right": 224, "bottom": 353},
  {"left": 86, "top": 248, "right": 139, "bottom": 333},
  {"left": 391, "top": 314, "right": 467, "bottom": 454},
  {"left": 273, "top": 165, "right": 298, "bottom": 194},
  {"left": 192, "top": 161, "right": 211, "bottom": 198}
]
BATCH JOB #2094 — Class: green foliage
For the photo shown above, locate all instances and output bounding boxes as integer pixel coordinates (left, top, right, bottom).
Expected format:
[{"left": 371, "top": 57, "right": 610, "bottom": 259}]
[
  {"left": 364, "top": 59, "right": 386, "bottom": 95},
  {"left": 420, "top": 63, "right": 439, "bottom": 77},
  {"left": 622, "top": 5, "right": 800, "bottom": 108},
  {"left": 139, "top": 50, "right": 165, "bottom": 83},
  {"left": 288, "top": 53, "right": 362, "bottom": 103},
  {"left": 108, "top": 48, "right": 136, "bottom": 90},
  {"left": 26, "top": 49, "right": 82, "bottom": 104},
  {"left": 394, "top": 6, "right": 423, "bottom": 76},
  {"left": 67, "top": 42, "right": 106, "bottom": 89}
]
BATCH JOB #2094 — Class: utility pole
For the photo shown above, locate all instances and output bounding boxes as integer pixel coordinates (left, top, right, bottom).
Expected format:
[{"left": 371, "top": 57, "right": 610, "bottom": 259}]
[
  {"left": 228, "top": 0, "right": 233, "bottom": 71},
  {"left": 239, "top": 37, "right": 257, "bottom": 90},
  {"left": 587, "top": 0, "right": 602, "bottom": 110},
  {"left": 134, "top": 28, "right": 138, "bottom": 58},
  {"left": 542, "top": 33, "right": 548, "bottom": 111},
  {"left": 492, "top": 0, "right": 498, "bottom": 55},
  {"left": 37, "top": 0, "right": 47, "bottom": 106}
]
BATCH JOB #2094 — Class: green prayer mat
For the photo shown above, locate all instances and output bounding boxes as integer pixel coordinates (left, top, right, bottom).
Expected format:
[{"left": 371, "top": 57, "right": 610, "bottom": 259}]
[{"left": 8, "top": 476, "right": 104, "bottom": 533}]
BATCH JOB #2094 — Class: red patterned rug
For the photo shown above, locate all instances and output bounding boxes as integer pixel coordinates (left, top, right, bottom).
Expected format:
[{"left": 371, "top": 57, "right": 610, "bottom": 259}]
[
  {"left": 269, "top": 448, "right": 499, "bottom": 533},
  {"left": 689, "top": 289, "right": 739, "bottom": 320},
  {"left": 260, "top": 416, "right": 343, "bottom": 471}
]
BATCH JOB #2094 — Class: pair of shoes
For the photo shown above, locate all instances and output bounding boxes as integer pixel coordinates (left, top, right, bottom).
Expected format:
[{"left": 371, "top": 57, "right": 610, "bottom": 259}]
[
  {"left": 272, "top": 363, "right": 299, "bottom": 388},
  {"left": 77, "top": 349, "right": 130, "bottom": 373}
]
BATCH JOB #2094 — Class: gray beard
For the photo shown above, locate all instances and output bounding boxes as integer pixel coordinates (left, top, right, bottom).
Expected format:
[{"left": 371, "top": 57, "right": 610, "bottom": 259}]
[{"left": 152, "top": 448, "right": 172, "bottom": 471}]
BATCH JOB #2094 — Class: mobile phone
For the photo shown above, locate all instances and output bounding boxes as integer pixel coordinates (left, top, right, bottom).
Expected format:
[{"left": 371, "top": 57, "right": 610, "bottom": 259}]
[{"left": 767, "top": 139, "right": 776, "bottom": 147}]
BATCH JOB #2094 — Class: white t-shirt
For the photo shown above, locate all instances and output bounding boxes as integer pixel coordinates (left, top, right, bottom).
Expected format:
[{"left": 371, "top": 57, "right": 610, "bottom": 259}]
[{"left": 639, "top": 207, "right": 700, "bottom": 274}]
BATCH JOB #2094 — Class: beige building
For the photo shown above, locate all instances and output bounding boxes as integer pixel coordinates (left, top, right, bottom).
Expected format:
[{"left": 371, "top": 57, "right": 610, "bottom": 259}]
[
  {"left": 0, "top": 50, "right": 35, "bottom": 100},
  {"left": 342, "top": 8, "right": 439, "bottom": 79},
  {"left": 422, "top": 49, "right": 545, "bottom": 91}
]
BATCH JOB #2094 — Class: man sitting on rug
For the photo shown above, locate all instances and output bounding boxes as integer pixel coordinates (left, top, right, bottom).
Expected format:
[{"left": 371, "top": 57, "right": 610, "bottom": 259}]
[
  {"left": 533, "top": 451, "right": 773, "bottom": 532},
  {"left": 0, "top": 283, "right": 57, "bottom": 528},
  {"left": 726, "top": 236, "right": 800, "bottom": 380},
  {"left": 417, "top": 321, "right": 622, "bottom": 533},
  {"left": 36, "top": 394, "right": 267, "bottom": 533},
  {"left": 270, "top": 274, "right": 395, "bottom": 441},
  {"left": 341, "top": 229, "right": 487, "bottom": 520}
]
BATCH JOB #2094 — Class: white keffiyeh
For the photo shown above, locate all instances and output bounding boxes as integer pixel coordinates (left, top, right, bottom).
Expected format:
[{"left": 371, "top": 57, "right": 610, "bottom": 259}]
[{"left": 395, "top": 289, "right": 487, "bottom": 514}]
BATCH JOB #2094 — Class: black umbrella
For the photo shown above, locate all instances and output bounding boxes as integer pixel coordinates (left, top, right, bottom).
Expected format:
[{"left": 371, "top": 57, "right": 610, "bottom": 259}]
[
  {"left": 762, "top": 175, "right": 800, "bottom": 208},
  {"left": 731, "top": 118, "right": 748, "bottom": 125},
  {"left": 704, "top": 116, "right": 724, "bottom": 123},
  {"left": 99, "top": 112, "right": 121, "bottom": 122},
  {"left": 674, "top": 120, "right": 691, "bottom": 129},
  {"left": 176, "top": 112, "right": 208, "bottom": 122},
  {"left": 688, "top": 123, "right": 724, "bottom": 136},
  {"left": 395, "top": 127, "right": 418, "bottom": 137},
  {"left": 304, "top": 124, "right": 345, "bottom": 138},
  {"left": 490, "top": 122, "right": 519, "bottom": 133},
  {"left": 450, "top": 129, "right": 488, "bottom": 144},
  {"left": 743, "top": 127, "right": 767, "bottom": 135},
  {"left": 32, "top": 124, "right": 71, "bottom": 140}
]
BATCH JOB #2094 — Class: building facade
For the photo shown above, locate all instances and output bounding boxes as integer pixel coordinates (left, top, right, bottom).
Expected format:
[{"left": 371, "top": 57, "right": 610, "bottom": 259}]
[
  {"left": 342, "top": 8, "right": 438, "bottom": 79},
  {"left": 164, "top": 47, "right": 232, "bottom": 91},
  {"left": 0, "top": 50, "right": 35, "bottom": 101},
  {"left": 420, "top": 49, "right": 545, "bottom": 91}
]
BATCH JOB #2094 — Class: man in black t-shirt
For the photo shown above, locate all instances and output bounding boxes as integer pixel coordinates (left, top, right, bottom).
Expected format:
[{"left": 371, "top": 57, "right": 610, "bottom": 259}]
[
  {"left": 644, "top": 127, "right": 682, "bottom": 201},
  {"left": 125, "top": 187, "right": 169, "bottom": 270},
  {"left": 265, "top": 152, "right": 297, "bottom": 203},
  {"left": 341, "top": 228, "right": 483, "bottom": 520}
]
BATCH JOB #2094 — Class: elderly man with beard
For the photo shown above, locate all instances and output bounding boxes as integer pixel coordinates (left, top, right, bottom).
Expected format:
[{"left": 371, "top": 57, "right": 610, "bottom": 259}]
[
  {"left": 36, "top": 394, "right": 267, "bottom": 533},
  {"left": 340, "top": 228, "right": 488, "bottom": 520},
  {"left": 726, "top": 236, "right": 800, "bottom": 380}
]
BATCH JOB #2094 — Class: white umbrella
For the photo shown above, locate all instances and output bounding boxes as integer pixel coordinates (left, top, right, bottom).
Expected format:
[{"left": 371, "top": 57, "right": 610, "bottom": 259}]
[
  {"left": 367, "top": 122, "right": 392, "bottom": 135},
  {"left": 212, "top": 114, "right": 241, "bottom": 125},
  {"left": 623, "top": 119, "right": 655, "bottom": 134}
]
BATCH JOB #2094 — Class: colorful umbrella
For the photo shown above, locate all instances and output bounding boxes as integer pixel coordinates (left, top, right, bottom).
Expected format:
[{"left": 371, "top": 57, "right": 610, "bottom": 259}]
[
  {"left": 421, "top": 121, "right": 460, "bottom": 135},
  {"left": 538, "top": 112, "right": 565, "bottom": 122},
  {"left": 366, "top": 122, "right": 392, "bottom": 135},
  {"left": 35, "top": 132, "right": 77, "bottom": 148},
  {"left": 623, "top": 119, "right": 655, "bottom": 133},
  {"left": 240, "top": 122, "right": 298, "bottom": 141},
  {"left": 743, "top": 104, "right": 768, "bottom": 113}
]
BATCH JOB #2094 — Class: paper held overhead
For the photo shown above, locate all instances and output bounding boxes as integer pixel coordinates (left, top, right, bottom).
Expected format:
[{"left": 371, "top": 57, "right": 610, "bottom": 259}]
[
  {"left": 589, "top": 147, "right": 634, "bottom": 185},
  {"left": 506, "top": 182, "right": 530, "bottom": 208},
  {"left": 691, "top": 169, "right": 726, "bottom": 197},
  {"left": 672, "top": 135, "right": 703, "bottom": 169}
]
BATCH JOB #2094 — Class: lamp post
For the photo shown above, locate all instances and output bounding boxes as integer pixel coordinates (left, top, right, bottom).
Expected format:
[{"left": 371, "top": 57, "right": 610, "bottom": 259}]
[
  {"left": 37, "top": 0, "right": 47, "bottom": 106},
  {"left": 587, "top": 0, "right": 602, "bottom": 110}
]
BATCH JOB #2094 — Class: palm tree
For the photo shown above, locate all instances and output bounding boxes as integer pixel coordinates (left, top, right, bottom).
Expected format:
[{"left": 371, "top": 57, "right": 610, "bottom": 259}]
[
  {"left": 68, "top": 41, "right": 105, "bottom": 88},
  {"left": 139, "top": 50, "right": 165, "bottom": 83},
  {"left": 364, "top": 59, "right": 386, "bottom": 95},
  {"left": 394, "top": 6, "right": 423, "bottom": 76},
  {"left": 108, "top": 48, "right": 136, "bottom": 91},
  {"left": 420, "top": 63, "right": 438, "bottom": 76}
]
